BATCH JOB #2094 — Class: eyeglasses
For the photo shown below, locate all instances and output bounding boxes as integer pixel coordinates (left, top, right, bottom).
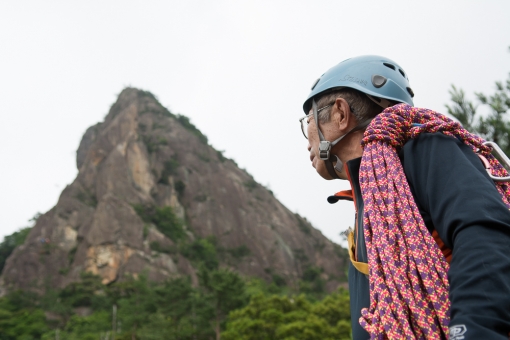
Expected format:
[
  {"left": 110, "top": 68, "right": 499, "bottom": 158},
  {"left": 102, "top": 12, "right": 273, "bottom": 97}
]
[{"left": 298, "top": 104, "right": 332, "bottom": 139}]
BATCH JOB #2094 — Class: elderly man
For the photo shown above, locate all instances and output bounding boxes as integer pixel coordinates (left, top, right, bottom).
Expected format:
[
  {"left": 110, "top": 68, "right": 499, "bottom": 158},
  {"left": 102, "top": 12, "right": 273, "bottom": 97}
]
[{"left": 300, "top": 55, "right": 510, "bottom": 339}]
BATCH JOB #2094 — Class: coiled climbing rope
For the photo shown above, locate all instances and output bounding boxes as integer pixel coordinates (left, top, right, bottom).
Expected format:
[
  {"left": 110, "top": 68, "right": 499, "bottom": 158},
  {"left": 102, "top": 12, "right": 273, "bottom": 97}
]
[{"left": 358, "top": 103, "right": 510, "bottom": 339}]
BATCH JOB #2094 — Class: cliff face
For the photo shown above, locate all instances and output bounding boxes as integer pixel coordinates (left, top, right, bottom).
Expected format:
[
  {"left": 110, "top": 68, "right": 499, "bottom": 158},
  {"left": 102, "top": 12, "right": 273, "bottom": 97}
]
[{"left": 1, "top": 89, "right": 348, "bottom": 292}]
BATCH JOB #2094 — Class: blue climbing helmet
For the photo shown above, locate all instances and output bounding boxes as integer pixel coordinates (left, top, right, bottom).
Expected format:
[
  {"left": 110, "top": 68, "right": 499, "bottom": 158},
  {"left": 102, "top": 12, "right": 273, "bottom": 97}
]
[{"left": 303, "top": 55, "right": 414, "bottom": 113}]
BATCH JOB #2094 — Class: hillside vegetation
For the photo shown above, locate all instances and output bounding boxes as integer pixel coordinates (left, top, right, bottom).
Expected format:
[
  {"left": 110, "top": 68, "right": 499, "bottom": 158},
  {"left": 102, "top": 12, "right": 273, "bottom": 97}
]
[{"left": 0, "top": 227, "right": 351, "bottom": 340}]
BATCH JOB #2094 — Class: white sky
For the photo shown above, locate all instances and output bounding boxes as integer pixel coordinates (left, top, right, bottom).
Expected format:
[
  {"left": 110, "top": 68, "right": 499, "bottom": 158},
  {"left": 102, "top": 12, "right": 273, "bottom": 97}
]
[{"left": 1, "top": 1, "right": 509, "bottom": 246}]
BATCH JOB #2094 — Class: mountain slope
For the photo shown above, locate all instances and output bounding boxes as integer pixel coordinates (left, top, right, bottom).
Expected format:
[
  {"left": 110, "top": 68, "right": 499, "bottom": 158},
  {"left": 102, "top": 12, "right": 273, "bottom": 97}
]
[{"left": 1, "top": 88, "right": 348, "bottom": 293}]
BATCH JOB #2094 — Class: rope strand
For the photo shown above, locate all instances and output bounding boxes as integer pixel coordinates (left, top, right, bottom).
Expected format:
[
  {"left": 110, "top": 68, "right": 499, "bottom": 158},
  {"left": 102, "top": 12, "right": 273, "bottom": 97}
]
[{"left": 358, "top": 104, "right": 510, "bottom": 339}]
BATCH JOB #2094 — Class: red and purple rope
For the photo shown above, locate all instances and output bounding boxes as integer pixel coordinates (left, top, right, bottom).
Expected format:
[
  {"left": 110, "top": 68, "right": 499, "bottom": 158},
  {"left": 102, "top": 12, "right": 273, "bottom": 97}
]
[{"left": 358, "top": 104, "right": 510, "bottom": 339}]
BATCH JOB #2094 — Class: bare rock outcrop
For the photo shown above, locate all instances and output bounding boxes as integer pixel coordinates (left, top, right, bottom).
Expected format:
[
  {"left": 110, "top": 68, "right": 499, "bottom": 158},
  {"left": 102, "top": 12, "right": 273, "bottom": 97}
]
[{"left": 1, "top": 88, "right": 348, "bottom": 292}]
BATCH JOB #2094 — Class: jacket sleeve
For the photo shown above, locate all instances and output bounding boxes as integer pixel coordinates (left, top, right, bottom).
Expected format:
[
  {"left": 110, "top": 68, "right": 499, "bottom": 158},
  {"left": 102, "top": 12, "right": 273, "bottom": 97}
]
[{"left": 401, "top": 132, "right": 510, "bottom": 340}]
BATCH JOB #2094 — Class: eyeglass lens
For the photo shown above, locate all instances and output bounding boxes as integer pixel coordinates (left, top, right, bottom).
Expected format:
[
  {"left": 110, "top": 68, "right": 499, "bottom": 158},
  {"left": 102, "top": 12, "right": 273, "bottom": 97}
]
[{"left": 300, "top": 115, "right": 311, "bottom": 139}]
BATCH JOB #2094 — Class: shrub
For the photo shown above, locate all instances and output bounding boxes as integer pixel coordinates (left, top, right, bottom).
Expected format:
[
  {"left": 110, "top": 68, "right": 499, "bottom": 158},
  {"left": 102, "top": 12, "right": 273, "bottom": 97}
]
[
  {"left": 174, "top": 180, "right": 186, "bottom": 197},
  {"left": 133, "top": 205, "right": 186, "bottom": 242},
  {"left": 198, "top": 153, "right": 210, "bottom": 162},
  {"left": 76, "top": 190, "right": 97, "bottom": 207},
  {"left": 293, "top": 248, "right": 309, "bottom": 263},
  {"left": 152, "top": 207, "right": 186, "bottom": 242},
  {"left": 227, "top": 245, "right": 251, "bottom": 259},
  {"left": 181, "top": 238, "right": 219, "bottom": 270},
  {"left": 295, "top": 215, "right": 311, "bottom": 235},
  {"left": 140, "top": 135, "right": 168, "bottom": 154},
  {"left": 0, "top": 227, "right": 31, "bottom": 273},
  {"left": 175, "top": 115, "right": 208, "bottom": 144},
  {"left": 158, "top": 157, "right": 180, "bottom": 185},
  {"left": 137, "top": 90, "right": 158, "bottom": 101},
  {"left": 149, "top": 241, "right": 176, "bottom": 254},
  {"left": 216, "top": 150, "right": 226, "bottom": 162},
  {"left": 243, "top": 179, "right": 257, "bottom": 191},
  {"left": 194, "top": 194, "right": 207, "bottom": 202},
  {"left": 68, "top": 246, "right": 77, "bottom": 265},
  {"left": 271, "top": 274, "right": 286, "bottom": 287}
]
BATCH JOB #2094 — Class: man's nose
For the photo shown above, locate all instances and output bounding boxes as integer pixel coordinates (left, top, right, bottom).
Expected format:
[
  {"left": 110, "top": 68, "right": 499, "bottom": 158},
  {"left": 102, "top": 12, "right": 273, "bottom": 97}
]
[{"left": 307, "top": 142, "right": 311, "bottom": 152}]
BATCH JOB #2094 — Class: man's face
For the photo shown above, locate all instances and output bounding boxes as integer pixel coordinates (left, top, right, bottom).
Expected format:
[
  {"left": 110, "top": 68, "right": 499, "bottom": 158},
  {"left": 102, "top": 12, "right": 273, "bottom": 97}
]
[
  {"left": 306, "top": 109, "right": 341, "bottom": 180},
  {"left": 304, "top": 96, "right": 364, "bottom": 180}
]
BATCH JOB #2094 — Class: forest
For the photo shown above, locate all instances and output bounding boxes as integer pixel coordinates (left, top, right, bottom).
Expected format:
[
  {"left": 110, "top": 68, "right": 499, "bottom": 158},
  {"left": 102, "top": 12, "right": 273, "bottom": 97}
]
[{"left": 0, "top": 226, "right": 351, "bottom": 340}]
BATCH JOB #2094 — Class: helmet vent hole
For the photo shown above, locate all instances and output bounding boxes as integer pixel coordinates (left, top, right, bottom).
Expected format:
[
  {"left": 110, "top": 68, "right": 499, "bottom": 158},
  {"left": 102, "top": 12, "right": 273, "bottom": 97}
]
[
  {"left": 407, "top": 87, "right": 415, "bottom": 98},
  {"left": 311, "top": 78, "right": 320, "bottom": 90},
  {"left": 399, "top": 69, "right": 406, "bottom": 78},
  {"left": 383, "top": 62, "right": 396, "bottom": 70}
]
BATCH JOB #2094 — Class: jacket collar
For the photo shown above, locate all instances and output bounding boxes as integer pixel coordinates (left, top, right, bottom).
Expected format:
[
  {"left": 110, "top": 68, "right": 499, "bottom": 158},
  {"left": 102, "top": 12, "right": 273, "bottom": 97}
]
[{"left": 327, "top": 157, "right": 362, "bottom": 210}]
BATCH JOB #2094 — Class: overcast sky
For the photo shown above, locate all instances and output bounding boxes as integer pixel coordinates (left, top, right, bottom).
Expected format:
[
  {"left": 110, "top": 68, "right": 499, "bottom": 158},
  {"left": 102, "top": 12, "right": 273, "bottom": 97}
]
[{"left": 1, "top": 1, "right": 509, "bottom": 246}]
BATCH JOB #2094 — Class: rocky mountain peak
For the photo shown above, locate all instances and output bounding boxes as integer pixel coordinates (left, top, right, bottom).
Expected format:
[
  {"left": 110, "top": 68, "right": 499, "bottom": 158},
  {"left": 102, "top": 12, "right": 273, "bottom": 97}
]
[{"left": 1, "top": 88, "right": 348, "bottom": 293}]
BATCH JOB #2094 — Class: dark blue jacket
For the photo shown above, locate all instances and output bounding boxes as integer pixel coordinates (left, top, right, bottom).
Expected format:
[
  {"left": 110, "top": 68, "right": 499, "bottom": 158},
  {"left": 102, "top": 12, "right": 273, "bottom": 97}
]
[{"left": 332, "top": 133, "right": 510, "bottom": 340}]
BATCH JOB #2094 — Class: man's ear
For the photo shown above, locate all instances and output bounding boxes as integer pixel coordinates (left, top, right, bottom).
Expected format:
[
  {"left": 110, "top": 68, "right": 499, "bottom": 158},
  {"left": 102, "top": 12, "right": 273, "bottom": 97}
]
[{"left": 333, "top": 97, "right": 353, "bottom": 131}]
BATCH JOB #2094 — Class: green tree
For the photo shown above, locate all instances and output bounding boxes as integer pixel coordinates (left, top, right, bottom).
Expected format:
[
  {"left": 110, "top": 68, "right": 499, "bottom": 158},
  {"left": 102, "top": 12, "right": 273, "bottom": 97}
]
[
  {"left": 199, "top": 267, "right": 248, "bottom": 340},
  {"left": 0, "top": 308, "right": 49, "bottom": 340},
  {"left": 116, "top": 274, "right": 157, "bottom": 339},
  {"left": 222, "top": 289, "right": 351, "bottom": 340},
  {"left": 58, "top": 272, "right": 109, "bottom": 310},
  {"left": 40, "top": 311, "right": 111, "bottom": 340},
  {"left": 298, "top": 266, "right": 326, "bottom": 300},
  {"left": 151, "top": 277, "right": 199, "bottom": 339},
  {"left": 0, "top": 289, "right": 45, "bottom": 340},
  {"left": 181, "top": 237, "right": 219, "bottom": 270},
  {"left": 310, "top": 289, "right": 351, "bottom": 337},
  {"left": 446, "top": 47, "right": 510, "bottom": 156}
]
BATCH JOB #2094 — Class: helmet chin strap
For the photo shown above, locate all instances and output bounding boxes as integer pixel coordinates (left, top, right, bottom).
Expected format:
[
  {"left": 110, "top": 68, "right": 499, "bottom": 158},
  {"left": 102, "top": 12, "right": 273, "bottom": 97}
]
[
  {"left": 312, "top": 99, "right": 372, "bottom": 179},
  {"left": 312, "top": 99, "right": 340, "bottom": 179}
]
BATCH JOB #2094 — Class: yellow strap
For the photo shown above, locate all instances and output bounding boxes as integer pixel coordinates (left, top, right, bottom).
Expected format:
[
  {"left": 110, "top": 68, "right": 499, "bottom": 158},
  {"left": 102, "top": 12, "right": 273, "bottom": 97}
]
[{"left": 348, "top": 231, "right": 369, "bottom": 275}]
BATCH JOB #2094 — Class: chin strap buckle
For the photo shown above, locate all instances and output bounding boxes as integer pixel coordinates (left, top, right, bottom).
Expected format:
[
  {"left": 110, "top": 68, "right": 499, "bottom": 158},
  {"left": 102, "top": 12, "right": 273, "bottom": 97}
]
[{"left": 319, "top": 141, "right": 331, "bottom": 160}]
